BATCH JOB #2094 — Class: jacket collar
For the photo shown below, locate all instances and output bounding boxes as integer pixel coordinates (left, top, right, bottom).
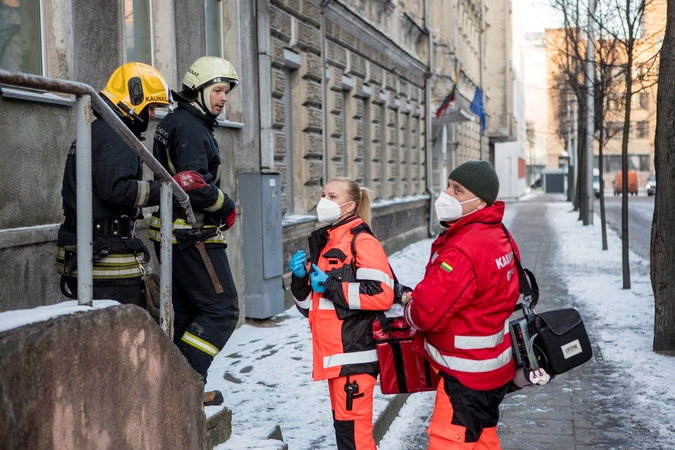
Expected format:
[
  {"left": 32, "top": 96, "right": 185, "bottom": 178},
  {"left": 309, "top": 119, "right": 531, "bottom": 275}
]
[
  {"left": 440, "top": 201, "right": 505, "bottom": 235},
  {"left": 308, "top": 215, "right": 361, "bottom": 264},
  {"left": 178, "top": 100, "right": 217, "bottom": 130}
]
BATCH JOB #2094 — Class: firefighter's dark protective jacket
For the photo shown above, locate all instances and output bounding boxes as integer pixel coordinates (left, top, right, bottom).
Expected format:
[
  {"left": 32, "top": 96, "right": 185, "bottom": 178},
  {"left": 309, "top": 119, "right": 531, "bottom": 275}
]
[
  {"left": 291, "top": 216, "right": 394, "bottom": 381},
  {"left": 150, "top": 101, "right": 236, "bottom": 244},
  {"left": 405, "top": 201, "right": 520, "bottom": 391},
  {"left": 57, "top": 115, "right": 158, "bottom": 279}
]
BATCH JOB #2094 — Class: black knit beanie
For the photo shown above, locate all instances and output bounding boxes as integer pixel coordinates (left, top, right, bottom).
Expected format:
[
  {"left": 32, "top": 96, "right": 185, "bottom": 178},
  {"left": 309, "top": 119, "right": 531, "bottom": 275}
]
[{"left": 448, "top": 160, "right": 500, "bottom": 206}]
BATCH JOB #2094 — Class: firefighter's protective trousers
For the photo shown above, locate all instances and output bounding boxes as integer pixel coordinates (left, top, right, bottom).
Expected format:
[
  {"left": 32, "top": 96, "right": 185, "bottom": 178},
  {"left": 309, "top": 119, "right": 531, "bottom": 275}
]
[
  {"left": 328, "top": 373, "right": 377, "bottom": 450},
  {"left": 170, "top": 241, "right": 239, "bottom": 381},
  {"left": 427, "top": 374, "right": 509, "bottom": 450}
]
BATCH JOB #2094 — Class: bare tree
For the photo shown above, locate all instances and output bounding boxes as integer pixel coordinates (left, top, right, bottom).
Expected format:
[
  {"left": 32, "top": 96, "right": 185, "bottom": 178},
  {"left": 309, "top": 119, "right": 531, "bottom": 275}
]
[
  {"left": 652, "top": 0, "right": 675, "bottom": 353},
  {"left": 595, "top": 0, "right": 661, "bottom": 289}
]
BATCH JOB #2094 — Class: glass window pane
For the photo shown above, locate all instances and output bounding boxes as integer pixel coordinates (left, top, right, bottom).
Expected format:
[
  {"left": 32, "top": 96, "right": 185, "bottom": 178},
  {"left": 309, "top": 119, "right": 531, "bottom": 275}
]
[
  {"left": 124, "top": 0, "right": 152, "bottom": 64},
  {"left": 0, "top": 0, "right": 42, "bottom": 74},
  {"left": 205, "top": 0, "right": 222, "bottom": 57}
]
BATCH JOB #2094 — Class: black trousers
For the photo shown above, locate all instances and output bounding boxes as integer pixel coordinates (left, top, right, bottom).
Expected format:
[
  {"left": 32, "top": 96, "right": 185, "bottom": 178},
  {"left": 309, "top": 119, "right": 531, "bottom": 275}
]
[
  {"left": 64, "top": 277, "right": 145, "bottom": 308},
  {"left": 170, "top": 243, "right": 239, "bottom": 381},
  {"left": 440, "top": 373, "right": 510, "bottom": 442}
]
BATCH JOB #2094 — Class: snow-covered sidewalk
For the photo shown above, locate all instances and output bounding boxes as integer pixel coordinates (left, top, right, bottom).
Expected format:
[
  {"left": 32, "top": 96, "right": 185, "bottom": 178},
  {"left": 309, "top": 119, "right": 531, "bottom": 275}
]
[{"left": 208, "top": 196, "right": 675, "bottom": 449}]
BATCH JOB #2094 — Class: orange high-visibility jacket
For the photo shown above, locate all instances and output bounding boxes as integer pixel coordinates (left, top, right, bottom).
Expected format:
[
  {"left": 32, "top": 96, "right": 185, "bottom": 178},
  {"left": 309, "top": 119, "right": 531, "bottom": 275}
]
[
  {"left": 291, "top": 217, "right": 394, "bottom": 381},
  {"left": 405, "top": 202, "right": 520, "bottom": 391}
]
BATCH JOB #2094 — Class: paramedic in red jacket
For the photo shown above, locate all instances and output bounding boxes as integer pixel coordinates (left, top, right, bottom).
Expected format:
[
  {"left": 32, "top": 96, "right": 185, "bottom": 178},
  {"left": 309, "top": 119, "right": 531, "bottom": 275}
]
[
  {"left": 289, "top": 177, "right": 394, "bottom": 450},
  {"left": 405, "top": 160, "right": 520, "bottom": 450}
]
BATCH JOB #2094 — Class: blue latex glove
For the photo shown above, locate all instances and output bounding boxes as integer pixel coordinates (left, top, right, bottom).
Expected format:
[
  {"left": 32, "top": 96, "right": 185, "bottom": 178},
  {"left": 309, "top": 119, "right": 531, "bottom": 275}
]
[
  {"left": 309, "top": 265, "right": 328, "bottom": 293},
  {"left": 289, "top": 250, "right": 308, "bottom": 277}
]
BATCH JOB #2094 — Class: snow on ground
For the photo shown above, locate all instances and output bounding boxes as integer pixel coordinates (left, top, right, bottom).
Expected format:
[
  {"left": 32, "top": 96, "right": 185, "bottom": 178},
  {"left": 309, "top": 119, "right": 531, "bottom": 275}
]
[
  {"left": 550, "top": 201, "right": 675, "bottom": 441},
  {"left": 0, "top": 299, "right": 118, "bottom": 334}
]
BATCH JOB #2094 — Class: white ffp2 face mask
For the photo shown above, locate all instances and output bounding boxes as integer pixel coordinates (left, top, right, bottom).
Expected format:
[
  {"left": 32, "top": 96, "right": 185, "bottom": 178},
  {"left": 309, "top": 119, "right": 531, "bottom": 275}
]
[
  {"left": 316, "top": 197, "right": 354, "bottom": 224},
  {"left": 434, "top": 192, "right": 479, "bottom": 222}
]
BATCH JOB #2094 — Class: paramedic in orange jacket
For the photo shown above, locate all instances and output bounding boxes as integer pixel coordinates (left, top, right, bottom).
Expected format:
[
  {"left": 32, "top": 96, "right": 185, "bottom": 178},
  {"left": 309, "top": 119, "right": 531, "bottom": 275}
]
[
  {"left": 289, "top": 177, "right": 394, "bottom": 450},
  {"left": 404, "top": 161, "right": 521, "bottom": 450}
]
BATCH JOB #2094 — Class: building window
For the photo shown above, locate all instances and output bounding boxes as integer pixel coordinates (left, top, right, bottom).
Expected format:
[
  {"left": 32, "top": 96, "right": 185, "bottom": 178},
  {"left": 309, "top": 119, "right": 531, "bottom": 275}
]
[
  {"left": 124, "top": 0, "right": 153, "bottom": 64},
  {"left": 205, "top": 0, "right": 223, "bottom": 57},
  {"left": 636, "top": 120, "right": 649, "bottom": 138},
  {"left": 0, "top": 0, "right": 42, "bottom": 74}
]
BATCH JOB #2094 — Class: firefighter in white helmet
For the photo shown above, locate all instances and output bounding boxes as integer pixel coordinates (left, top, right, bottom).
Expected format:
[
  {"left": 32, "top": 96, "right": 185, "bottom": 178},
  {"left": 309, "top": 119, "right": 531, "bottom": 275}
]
[
  {"left": 57, "top": 62, "right": 172, "bottom": 308},
  {"left": 151, "top": 56, "right": 240, "bottom": 407}
]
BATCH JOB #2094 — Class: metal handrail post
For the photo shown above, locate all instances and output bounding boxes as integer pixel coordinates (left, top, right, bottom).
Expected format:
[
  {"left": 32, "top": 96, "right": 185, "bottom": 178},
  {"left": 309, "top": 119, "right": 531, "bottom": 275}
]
[
  {"left": 75, "top": 94, "right": 93, "bottom": 306},
  {"left": 159, "top": 180, "right": 173, "bottom": 337}
]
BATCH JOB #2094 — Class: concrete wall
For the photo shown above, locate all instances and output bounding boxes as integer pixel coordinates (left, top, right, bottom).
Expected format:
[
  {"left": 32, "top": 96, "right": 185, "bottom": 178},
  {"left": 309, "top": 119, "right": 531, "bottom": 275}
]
[
  {"left": 0, "top": 95, "right": 74, "bottom": 311},
  {"left": 0, "top": 305, "right": 205, "bottom": 449}
]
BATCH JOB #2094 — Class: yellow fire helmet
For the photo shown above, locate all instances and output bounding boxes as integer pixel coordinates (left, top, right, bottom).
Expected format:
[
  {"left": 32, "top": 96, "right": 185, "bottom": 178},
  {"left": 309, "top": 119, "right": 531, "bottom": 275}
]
[
  {"left": 101, "top": 62, "right": 172, "bottom": 121},
  {"left": 181, "top": 56, "right": 239, "bottom": 94}
]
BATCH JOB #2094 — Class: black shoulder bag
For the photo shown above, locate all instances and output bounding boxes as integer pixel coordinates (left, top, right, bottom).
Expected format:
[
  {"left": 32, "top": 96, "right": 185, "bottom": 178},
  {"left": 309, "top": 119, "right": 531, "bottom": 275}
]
[{"left": 503, "top": 224, "right": 593, "bottom": 376}]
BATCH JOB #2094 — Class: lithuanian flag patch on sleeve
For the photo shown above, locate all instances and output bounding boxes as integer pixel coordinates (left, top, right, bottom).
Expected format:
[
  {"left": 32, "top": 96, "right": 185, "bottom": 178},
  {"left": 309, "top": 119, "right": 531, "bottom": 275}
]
[{"left": 440, "top": 262, "right": 453, "bottom": 273}]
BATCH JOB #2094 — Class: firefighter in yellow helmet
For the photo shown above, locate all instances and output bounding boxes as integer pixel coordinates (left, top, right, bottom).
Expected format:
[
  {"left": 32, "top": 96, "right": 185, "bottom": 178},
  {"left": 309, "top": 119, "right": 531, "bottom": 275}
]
[
  {"left": 150, "top": 56, "right": 239, "bottom": 407},
  {"left": 57, "top": 62, "right": 172, "bottom": 309}
]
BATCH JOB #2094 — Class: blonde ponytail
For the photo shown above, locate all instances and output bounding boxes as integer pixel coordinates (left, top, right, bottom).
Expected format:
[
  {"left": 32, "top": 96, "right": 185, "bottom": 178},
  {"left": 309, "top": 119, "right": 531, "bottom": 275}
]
[{"left": 356, "top": 187, "right": 374, "bottom": 226}]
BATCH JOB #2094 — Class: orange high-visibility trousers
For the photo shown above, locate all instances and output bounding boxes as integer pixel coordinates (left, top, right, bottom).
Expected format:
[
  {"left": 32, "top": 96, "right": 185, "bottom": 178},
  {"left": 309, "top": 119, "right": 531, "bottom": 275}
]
[
  {"left": 328, "top": 373, "right": 377, "bottom": 450},
  {"left": 427, "top": 376, "right": 503, "bottom": 450}
]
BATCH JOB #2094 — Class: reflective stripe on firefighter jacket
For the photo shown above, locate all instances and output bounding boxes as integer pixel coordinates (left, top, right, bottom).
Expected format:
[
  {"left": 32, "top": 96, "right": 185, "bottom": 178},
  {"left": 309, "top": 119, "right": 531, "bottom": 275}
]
[
  {"left": 290, "top": 216, "right": 394, "bottom": 381},
  {"left": 404, "top": 201, "right": 520, "bottom": 391},
  {"left": 151, "top": 101, "right": 236, "bottom": 237},
  {"left": 147, "top": 216, "right": 227, "bottom": 246},
  {"left": 56, "top": 247, "right": 151, "bottom": 279},
  {"left": 56, "top": 114, "right": 159, "bottom": 279},
  {"left": 61, "top": 117, "right": 160, "bottom": 219}
]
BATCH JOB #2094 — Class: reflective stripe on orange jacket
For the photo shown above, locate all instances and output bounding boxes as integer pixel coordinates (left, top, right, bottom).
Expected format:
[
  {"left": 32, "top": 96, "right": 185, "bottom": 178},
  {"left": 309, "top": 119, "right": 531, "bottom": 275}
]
[
  {"left": 405, "top": 202, "right": 520, "bottom": 391},
  {"left": 291, "top": 217, "right": 394, "bottom": 381}
]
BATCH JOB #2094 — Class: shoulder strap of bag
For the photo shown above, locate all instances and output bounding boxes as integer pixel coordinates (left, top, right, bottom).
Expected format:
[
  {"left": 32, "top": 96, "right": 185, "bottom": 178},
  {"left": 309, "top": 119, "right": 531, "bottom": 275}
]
[
  {"left": 350, "top": 224, "right": 399, "bottom": 333},
  {"left": 501, "top": 223, "right": 539, "bottom": 308}
]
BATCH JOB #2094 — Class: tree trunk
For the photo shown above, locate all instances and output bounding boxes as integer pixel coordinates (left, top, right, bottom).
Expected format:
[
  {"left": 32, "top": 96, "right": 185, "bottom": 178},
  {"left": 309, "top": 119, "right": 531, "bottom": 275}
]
[
  {"left": 598, "top": 110, "right": 608, "bottom": 251},
  {"left": 620, "top": 0, "right": 634, "bottom": 290},
  {"left": 576, "top": 98, "right": 587, "bottom": 220},
  {"left": 652, "top": 0, "right": 675, "bottom": 353}
]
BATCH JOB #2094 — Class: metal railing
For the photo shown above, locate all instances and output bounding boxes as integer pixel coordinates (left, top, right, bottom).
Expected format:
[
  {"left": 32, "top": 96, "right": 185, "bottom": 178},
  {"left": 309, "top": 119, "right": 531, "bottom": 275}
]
[{"left": 0, "top": 69, "right": 195, "bottom": 336}]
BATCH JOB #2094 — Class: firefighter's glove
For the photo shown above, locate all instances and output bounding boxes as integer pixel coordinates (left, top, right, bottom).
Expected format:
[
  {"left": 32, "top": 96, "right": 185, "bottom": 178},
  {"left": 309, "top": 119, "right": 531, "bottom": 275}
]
[
  {"left": 310, "top": 265, "right": 328, "bottom": 293},
  {"left": 290, "top": 250, "right": 308, "bottom": 278},
  {"left": 173, "top": 170, "right": 208, "bottom": 192}
]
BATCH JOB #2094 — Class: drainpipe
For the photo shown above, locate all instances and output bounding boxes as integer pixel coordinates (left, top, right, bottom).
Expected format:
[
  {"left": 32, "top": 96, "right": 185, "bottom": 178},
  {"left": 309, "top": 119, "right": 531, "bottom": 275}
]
[
  {"left": 425, "top": 0, "right": 436, "bottom": 237},
  {"left": 257, "top": 0, "right": 273, "bottom": 170},
  {"left": 321, "top": 0, "right": 333, "bottom": 183},
  {"left": 479, "top": 0, "right": 486, "bottom": 160}
]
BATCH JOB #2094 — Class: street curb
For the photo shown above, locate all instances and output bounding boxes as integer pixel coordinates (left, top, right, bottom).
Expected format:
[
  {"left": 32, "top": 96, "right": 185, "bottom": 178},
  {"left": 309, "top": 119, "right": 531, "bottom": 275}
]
[{"left": 373, "top": 393, "right": 410, "bottom": 445}]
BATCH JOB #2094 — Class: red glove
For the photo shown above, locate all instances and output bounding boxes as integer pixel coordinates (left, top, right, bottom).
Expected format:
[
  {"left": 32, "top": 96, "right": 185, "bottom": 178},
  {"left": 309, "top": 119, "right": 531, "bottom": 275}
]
[
  {"left": 224, "top": 209, "right": 236, "bottom": 230},
  {"left": 173, "top": 170, "right": 208, "bottom": 192}
]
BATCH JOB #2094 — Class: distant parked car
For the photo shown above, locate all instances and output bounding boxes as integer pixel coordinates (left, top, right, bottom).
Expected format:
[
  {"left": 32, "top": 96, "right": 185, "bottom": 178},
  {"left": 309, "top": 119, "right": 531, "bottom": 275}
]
[{"left": 646, "top": 172, "right": 656, "bottom": 196}]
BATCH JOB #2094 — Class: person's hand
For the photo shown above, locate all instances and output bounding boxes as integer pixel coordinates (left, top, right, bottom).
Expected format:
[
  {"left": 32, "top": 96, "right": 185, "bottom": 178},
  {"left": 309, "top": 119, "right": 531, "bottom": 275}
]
[
  {"left": 310, "top": 265, "right": 328, "bottom": 293},
  {"left": 289, "top": 250, "right": 308, "bottom": 277},
  {"left": 173, "top": 170, "right": 208, "bottom": 192}
]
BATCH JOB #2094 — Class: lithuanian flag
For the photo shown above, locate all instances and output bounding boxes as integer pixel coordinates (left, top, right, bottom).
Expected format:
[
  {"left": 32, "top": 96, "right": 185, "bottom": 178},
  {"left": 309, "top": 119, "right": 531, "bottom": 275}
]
[{"left": 435, "top": 65, "right": 461, "bottom": 120}]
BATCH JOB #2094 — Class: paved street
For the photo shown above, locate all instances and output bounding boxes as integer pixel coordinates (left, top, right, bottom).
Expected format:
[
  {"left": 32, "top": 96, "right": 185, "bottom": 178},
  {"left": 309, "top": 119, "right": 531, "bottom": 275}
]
[{"left": 595, "top": 194, "right": 654, "bottom": 261}]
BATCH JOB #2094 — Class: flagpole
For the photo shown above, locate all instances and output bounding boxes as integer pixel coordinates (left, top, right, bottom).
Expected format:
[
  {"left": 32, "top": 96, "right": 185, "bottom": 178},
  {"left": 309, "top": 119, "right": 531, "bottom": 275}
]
[{"left": 432, "top": 64, "right": 462, "bottom": 146}]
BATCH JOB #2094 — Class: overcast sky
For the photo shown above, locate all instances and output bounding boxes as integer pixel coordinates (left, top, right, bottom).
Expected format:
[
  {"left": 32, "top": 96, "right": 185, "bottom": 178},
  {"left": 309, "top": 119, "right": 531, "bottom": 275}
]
[{"left": 518, "top": 0, "right": 563, "bottom": 33}]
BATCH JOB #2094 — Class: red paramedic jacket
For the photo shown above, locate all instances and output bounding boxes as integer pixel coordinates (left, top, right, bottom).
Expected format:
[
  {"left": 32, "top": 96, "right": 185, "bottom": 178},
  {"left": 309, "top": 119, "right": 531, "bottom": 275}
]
[
  {"left": 405, "top": 202, "right": 520, "bottom": 391},
  {"left": 291, "top": 217, "right": 394, "bottom": 381}
]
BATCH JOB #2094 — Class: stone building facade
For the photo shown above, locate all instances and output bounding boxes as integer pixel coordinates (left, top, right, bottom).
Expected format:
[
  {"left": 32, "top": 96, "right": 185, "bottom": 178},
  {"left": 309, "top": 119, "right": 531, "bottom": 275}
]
[{"left": 0, "top": 0, "right": 519, "bottom": 317}]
